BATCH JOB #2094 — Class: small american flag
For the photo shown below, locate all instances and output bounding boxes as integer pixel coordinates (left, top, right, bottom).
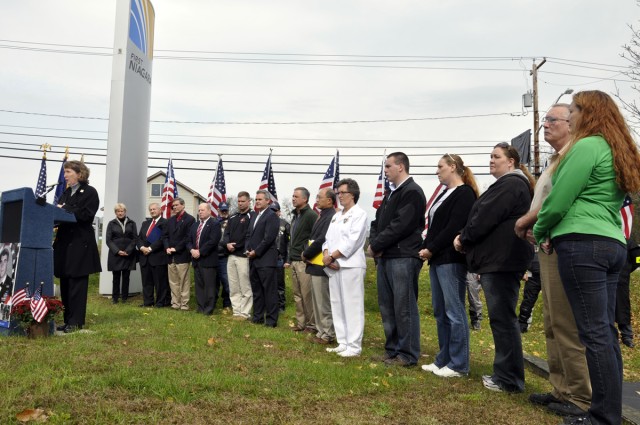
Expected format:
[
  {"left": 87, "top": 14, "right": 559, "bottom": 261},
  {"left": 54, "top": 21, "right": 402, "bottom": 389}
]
[
  {"left": 30, "top": 284, "right": 48, "bottom": 323},
  {"left": 621, "top": 194, "right": 634, "bottom": 239},
  {"left": 10, "top": 284, "right": 30, "bottom": 306},
  {"left": 313, "top": 151, "right": 340, "bottom": 212},
  {"left": 208, "top": 158, "right": 227, "bottom": 217},
  {"left": 422, "top": 184, "right": 447, "bottom": 238},
  {"left": 259, "top": 152, "right": 278, "bottom": 202},
  {"left": 35, "top": 156, "right": 47, "bottom": 198},
  {"left": 160, "top": 158, "right": 179, "bottom": 219},
  {"left": 372, "top": 156, "right": 389, "bottom": 209}
]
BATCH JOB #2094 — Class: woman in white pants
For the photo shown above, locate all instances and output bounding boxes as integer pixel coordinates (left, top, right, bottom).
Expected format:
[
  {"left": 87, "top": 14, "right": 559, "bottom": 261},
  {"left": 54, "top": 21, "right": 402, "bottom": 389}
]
[{"left": 322, "top": 178, "right": 369, "bottom": 357}]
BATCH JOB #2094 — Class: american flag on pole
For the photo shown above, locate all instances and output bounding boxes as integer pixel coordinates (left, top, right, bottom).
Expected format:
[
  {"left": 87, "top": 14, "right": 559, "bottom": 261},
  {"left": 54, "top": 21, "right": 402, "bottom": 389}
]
[
  {"left": 621, "top": 194, "right": 634, "bottom": 239},
  {"left": 422, "top": 184, "right": 447, "bottom": 238},
  {"left": 372, "top": 155, "right": 389, "bottom": 209},
  {"left": 208, "top": 157, "right": 227, "bottom": 217},
  {"left": 160, "top": 158, "right": 179, "bottom": 219},
  {"left": 259, "top": 152, "right": 278, "bottom": 202},
  {"left": 30, "top": 284, "right": 48, "bottom": 323},
  {"left": 34, "top": 156, "right": 47, "bottom": 198},
  {"left": 54, "top": 147, "right": 69, "bottom": 204},
  {"left": 313, "top": 151, "right": 340, "bottom": 212}
]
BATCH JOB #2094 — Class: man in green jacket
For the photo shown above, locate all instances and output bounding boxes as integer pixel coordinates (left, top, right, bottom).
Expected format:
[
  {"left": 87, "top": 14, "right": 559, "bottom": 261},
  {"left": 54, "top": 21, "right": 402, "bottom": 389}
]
[{"left": 285, "top": 187, "right": 318, "bottom": 332}]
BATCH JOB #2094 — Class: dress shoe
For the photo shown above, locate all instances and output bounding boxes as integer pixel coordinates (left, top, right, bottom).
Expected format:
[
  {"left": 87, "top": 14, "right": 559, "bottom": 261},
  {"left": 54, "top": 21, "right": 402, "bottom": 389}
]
[
  {"left": 251, "top": 319, "right": 265, "bottom": 325},
  {"left": 112, "top": 298, "right": 119, "bottom": 304},
  {"left": 303, "top": 327, "right": 316, "bottom": 334},
  {"left": 432, "top": 366, "right": 465, "bottom": 378},
  {"left": 326, "top": 344, "right": 347, "bottom": 353},
  {"left": 291, "top": 325, "right": 305, "bottom": 332},
  {"left": 421, "top": 363, "right": 440, "bottom": 373},
  {"left": 64, "top": 325, "right": 82, "bottom": 334},
  {"left": 139, "top": 303, "right": 152, "bottom": 307},
  {"left": 547, "top": 402, "right": 587, "bottom": 417},
  {"left": 338, "top": 349, "right": 360, "bottom": 358},
  {"left": 561, "top": 415, "right": 592, "bottom": 425},
  {"left": 232, "top": 315, "right": 247, "bottom": 321},
  {"left": 121, "top": 299, "right": 127, "bottom": 304},
  {"left": 264, "top": 323, "right": 277, "bottom": 328},
  {"left": 311, "top": 337, "right": 332, "bottom": 345},
  {"left": 529, "top": 392, "right": 562, "bottom": 406},
  {"left": 471, "top": 321, "right": 481, "bottom": 331},
  {"left": 56, "top": 323, "right": 67, "bottom": 332},
  {"left": 370, "top": 352, "right": 395, "bottom": 362},
  {"left": 384, "top": 356, "right": 415, "bottom": 367}
]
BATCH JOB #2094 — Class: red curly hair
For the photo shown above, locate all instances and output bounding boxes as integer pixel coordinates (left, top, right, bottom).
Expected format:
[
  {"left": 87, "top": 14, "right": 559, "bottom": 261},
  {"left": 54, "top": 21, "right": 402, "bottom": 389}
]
[{"left": 562, "top": 90, "right": 640, "bottom": 193}]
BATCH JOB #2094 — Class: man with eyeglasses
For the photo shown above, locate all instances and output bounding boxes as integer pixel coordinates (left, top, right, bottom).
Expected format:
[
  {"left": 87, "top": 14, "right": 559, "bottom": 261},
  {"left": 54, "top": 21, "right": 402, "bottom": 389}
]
[
  {"left": 515, "top": 104, "right": 591, "bottom": 419},
  {"left": 165, "top": 197, "right": 195, "bottom": 310},
  {"left": 368, "top": 152, "right": 426, "bottom": 367},
  {"left": 137, "top": 203, "right": 169, "bottom": 307}
]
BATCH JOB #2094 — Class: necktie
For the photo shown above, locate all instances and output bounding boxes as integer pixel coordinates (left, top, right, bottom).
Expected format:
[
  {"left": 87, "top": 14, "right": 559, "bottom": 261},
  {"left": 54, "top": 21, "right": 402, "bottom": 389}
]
[
  {"left": 146, "top": 219, "right": 156, "bottom": 237},
  {"left": 196, "top": 221, "right": 204, "bottom": 249}
]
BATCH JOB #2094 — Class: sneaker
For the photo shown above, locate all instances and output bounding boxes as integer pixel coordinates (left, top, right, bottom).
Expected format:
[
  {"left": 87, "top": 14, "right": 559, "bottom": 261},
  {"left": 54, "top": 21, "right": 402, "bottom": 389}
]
[
  {"left": 326, "top": 344, "right": 347, "bottom": 353},
  {"left": 421, "top": 363, "right": 440, "bottom": 372},
  {"left": 482, "top": 376, "right": 503, "bottom": 392},
  {"left": 338, "top": 349, "right": 360, "bottom": 358},
  {"left": 529, "top": 392, "right": 562, "bottom": 406},
  {"left": 432, "top": 366, "right": 464, "bottom": 378},
  {"left": 547, "top": 402, "right": 587, "bottom": 417}
]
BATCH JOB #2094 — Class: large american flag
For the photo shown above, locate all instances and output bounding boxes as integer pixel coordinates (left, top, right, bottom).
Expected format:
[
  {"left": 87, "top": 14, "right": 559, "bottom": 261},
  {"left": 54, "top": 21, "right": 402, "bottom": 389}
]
[
  {"left": 313, "top": 152, "right": 340, "bottom": 212},
  {"left": 259, "top": 153, "right": 278, "bottom": 202},
  {"left": 30, "top": 284, "right": 48, "bottom": 323},
  {"left": 621, "top": 194, "right": 634, "bottom": 239},
  {"left": 160, "top": 158, "right": 179, "bottom": 219},
  {"left": 422, "top": 183, "right": 447, "bottom": 238},
  {"left": 54, "top": 148, "right": 69, "bottom": 204},
  {"left": 208, "top": 157, "right": 227, "bottom": 217},
  {"left": 34, "top": 156, "right": 47, "bottom": 198},
  {"left": 372, "top": 156, "right": 389, "bottom": 209}
]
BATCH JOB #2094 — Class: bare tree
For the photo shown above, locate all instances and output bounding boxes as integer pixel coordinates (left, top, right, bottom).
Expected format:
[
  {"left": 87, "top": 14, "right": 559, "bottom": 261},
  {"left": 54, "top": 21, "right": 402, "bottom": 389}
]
[{"left": 618, "top": 2, "right": 640, "bottom": 133}]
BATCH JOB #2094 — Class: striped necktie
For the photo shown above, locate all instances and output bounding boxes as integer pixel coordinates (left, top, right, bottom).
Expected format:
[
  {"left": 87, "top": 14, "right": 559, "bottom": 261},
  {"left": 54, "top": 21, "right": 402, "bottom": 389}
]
[{"left": 196, "top": 221, "right": 204, "bottom": 249}]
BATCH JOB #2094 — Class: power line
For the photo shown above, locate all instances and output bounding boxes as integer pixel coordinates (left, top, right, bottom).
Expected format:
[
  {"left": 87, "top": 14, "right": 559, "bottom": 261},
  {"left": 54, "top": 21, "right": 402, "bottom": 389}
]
[{"left": 0, "top": 109, "right": 523, "bottom": 125}]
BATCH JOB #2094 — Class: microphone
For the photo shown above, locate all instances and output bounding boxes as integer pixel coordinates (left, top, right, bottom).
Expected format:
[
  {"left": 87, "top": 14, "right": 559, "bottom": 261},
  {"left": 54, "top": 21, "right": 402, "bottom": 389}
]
[{"left": 46, "top": 182, "right": 60, "bottom": 189}]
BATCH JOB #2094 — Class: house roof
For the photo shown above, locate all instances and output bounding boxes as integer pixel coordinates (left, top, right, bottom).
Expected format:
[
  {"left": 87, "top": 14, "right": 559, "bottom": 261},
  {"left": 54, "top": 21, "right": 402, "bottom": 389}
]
[{"left": 147, "top": 171, "right": 207, "bottom": 202}]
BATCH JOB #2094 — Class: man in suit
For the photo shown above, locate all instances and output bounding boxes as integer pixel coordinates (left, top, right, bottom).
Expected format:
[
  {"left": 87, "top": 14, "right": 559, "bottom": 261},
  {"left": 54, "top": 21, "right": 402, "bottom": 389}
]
[
  {"left": 0, "top": 248, "right": 13, "bottom": 301},
  {"left": 189, "top": 203, "right": 222, "bottom": 315},
  {"left": 137, "top": 203, "right": 169, "bottom": 307},
  {"left": 246, "top": 190, "right": 280, "bottom": 327},
  {"left": 165, "top": 197, "right": 196, "bottom": 310}
]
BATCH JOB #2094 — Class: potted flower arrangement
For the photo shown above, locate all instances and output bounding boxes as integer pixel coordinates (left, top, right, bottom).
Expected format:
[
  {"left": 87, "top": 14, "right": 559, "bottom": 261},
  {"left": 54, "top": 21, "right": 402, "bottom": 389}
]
[{"left": 10, "top": 297, "right": 64, "bottom": 338}]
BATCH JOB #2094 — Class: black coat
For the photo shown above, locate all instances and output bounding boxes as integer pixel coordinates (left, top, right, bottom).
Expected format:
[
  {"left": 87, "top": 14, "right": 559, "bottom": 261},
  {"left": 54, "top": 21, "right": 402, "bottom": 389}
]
[
  {"left": 187, "top": 218, "right": 221, "bottom": 268},
  {"left": 246, "top": 208, "right": 279, "bottom": 268},
  {"left": 460, "top": 173, "right": 534, "bottom": 274},
  {"left": 105, "top": 217, "right": 138, "bottom": 271},
  {"left": 422, "top": 185, "right": 477, "bottom": 266},
  {"left": 165, "top": 212, "right": 196, "bottom": 264},
  {"left": 137, "top": 217, "right": 168, "bottom": 267},
  {"left": 303, "top": 207, "right": 336, "bottom": 276},
  {"left": 369, "top": 177, "right": 426, "bottom": 259},
  {"left": 53, "top": 182, "right": 102, "bottom": 278}
]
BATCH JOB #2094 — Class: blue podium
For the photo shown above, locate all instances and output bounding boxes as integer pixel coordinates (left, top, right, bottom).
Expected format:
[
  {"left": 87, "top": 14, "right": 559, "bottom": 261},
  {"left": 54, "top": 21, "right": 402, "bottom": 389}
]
[{"left": 0, "top": 187, "right": 76, "bottom": 334}]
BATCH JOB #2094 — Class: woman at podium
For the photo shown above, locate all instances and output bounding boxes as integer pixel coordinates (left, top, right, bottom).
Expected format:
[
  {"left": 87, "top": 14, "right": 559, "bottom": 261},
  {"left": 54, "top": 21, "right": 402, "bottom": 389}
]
[{"left": 53, "top": 160, "right": 102, "bottom": 333}]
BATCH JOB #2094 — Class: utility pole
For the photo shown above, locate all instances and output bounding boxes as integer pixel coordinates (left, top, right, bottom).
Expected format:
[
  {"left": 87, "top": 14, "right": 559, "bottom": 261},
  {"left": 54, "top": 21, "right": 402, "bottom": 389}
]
[{"left": 530, "top": 57, "right": 546, "bottom": 177}]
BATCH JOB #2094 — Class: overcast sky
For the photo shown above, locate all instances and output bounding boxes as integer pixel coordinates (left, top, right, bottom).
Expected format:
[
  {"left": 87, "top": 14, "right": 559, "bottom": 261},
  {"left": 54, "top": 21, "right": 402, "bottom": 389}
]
[{"left": 1, "top": 0, "right": 639, "bottom": 217}]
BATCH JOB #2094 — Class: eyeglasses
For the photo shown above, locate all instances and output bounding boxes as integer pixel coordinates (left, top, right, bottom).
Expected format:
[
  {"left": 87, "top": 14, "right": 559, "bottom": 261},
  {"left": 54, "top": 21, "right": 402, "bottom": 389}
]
[{"left": 542, "top": 116, "right": 570, "bottom": 124}]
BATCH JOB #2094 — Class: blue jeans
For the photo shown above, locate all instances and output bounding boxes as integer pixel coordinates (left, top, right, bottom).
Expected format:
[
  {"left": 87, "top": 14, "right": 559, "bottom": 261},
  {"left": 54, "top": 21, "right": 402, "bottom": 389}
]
[
  {"left": 480, "top": 271, "right": 524, "bottom": 392},
  {"left": 430, "top": 263, "right": 470, "bottom": 373},
  {"left": 377, "top": 257, "right": 422, "bottom": 364},
  {"left": 556, "top": 239, "right": 626, "bottom": 425}
]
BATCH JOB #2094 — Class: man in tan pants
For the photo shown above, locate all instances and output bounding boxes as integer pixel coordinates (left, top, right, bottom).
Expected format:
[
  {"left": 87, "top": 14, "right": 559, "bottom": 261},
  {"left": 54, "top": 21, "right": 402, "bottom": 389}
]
[{"left": 515, "top": 104, "right": 591, "bottom": 418}]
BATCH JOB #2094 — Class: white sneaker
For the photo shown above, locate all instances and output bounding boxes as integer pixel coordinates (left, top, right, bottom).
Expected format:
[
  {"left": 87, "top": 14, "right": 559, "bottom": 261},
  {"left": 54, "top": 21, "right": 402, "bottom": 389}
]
[
  {"left": 337, "top": 349, "right": 360, "bottom": 358},
  {"left": 421, "top": 363, "right": 440, "bottom": 372},
  {"left": 482, "top": 376, "right": 503, "bottom": 392},
  {"left": 326, "top": 344, "right": 347, "bottom": 353},
  {"left": 432, "top": 366, "right": 464, "bottom": 378}
]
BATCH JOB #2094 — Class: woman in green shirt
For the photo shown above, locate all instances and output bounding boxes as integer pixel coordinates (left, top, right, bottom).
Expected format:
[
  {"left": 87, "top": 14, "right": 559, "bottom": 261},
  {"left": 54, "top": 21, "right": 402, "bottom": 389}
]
[{"left": 533, "top": 90, "right": 640, "bottom": 425}]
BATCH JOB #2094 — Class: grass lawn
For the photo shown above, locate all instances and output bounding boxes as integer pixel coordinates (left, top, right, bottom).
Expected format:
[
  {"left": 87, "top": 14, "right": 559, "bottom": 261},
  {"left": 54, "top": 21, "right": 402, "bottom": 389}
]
[{"left": 2, "top": 259, "right": 639, "bottom": 424}]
